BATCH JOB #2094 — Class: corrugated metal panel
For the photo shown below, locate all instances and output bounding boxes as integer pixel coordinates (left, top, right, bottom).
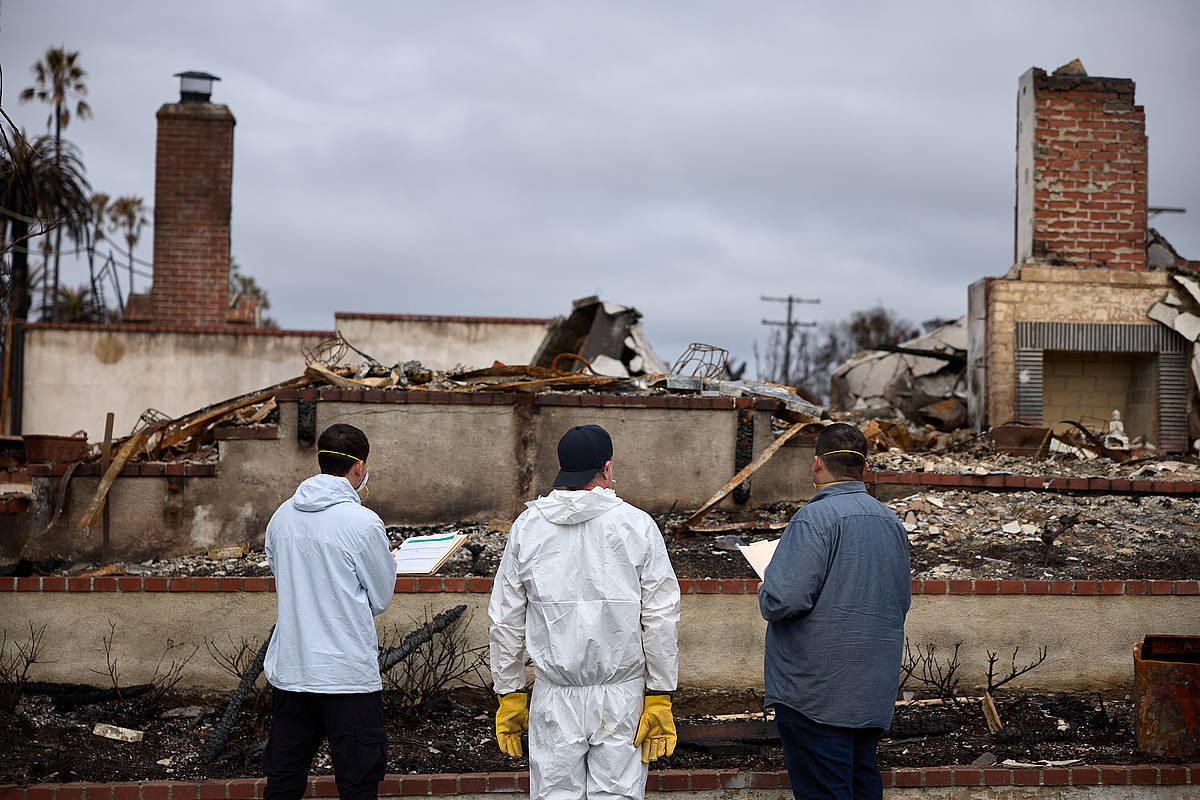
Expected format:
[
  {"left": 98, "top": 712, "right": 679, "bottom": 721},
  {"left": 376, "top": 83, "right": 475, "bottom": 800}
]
[
  {"left": 1016, "top": 322, "right": 1185, "bottom": 353},
  {"left": 1158, "top": 351, "right": 1190, "bottom": 453},
  {"left": 1013, "top": 348, "right": 1043, "bottom": 425}
]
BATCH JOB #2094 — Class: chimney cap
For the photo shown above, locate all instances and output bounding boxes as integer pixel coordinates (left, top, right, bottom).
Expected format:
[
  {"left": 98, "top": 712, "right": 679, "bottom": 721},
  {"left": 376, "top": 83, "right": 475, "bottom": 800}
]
[{"left": 173, "top": 71, "right": 221, "bottom": 103}]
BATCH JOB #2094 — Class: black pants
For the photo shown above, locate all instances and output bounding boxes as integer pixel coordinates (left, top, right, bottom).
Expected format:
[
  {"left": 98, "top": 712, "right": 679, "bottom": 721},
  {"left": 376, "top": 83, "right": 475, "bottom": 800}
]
[
  {"left": 263, "top": 688, "right": 387, "bottom": 800},
  {"left": 774, "top": 704, "right": 883, "bottom": 800}
]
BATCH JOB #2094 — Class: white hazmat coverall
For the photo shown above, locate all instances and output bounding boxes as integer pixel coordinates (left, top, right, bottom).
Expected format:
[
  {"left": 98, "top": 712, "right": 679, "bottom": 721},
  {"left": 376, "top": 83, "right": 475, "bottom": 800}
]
[{"left": 489, "top": 487, "right": 681, "bottom": 800}]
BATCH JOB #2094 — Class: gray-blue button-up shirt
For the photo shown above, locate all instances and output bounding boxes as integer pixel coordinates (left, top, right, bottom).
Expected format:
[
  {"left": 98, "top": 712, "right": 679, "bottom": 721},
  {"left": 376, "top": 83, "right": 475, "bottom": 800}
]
[{"left": 759, "top": 481, "right": 911, "bottom": 729}]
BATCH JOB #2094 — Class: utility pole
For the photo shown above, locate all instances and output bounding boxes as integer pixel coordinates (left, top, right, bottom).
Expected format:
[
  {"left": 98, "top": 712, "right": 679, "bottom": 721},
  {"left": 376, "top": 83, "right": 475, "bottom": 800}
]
[{"left": 761, "top": 295, "right": 820, "bottom": 386}]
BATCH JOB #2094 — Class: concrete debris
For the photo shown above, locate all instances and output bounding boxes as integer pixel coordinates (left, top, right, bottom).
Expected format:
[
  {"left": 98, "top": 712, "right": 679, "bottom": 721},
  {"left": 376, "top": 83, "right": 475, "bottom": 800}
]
[
  {"left": 888, "top": 488, "right": 1200, "bottom": 580},
  {"left": 532, "top": 296, "right": 669, "bottom": 377},
  {"left": 1174, "top": 274, "right": 1200, "bottom": 306},
  {"left": 1173, "top": 312, "right": 1200, "bottom": 343},
  {"left": 871, "top": 445, "right": 1200, "bottom": 481},
  {"left": 830, "top": 317, "right": 968, "bottom": 429},
  {"left": 93, "top": 723, "right": 144, "bottom": 743},
  {"left": 160, "top": 705, "right": 217, "bottom": 720},
  {"left": 1148, "top": 302, "right": 1179, "bottom": 328}
]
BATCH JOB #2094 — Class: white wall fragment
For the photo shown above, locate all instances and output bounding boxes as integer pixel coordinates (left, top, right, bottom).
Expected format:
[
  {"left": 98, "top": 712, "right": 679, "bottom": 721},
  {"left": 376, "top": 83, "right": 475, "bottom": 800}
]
[
  {"left": 1148, "top": 303, "right": 1180, "bottom": 327},
  {"left": 1173, "top": 312, "right": 1200, "bottom": 343},
  {"left": 1174, "top": 274, "right": 1200, "bottom": 306}
]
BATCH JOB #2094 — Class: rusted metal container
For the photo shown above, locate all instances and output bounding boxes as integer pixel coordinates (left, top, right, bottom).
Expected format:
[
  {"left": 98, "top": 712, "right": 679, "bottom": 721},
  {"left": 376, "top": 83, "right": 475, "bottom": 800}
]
[{"left": 1133, "top": 635, "right": 1200, "bottom": 758}]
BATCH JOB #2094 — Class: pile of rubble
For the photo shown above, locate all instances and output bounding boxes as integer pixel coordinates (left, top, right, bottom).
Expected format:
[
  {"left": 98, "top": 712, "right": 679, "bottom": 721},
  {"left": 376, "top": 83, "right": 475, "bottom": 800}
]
[
  {"left": 830, "top": 318, "right": 968, "bottom": 432},
  {"left": 891, "top": 489, "right": 1200, "bottom": 580},
  {"left": 869, "top": 446, "right": 1200, "bottom": 480}
]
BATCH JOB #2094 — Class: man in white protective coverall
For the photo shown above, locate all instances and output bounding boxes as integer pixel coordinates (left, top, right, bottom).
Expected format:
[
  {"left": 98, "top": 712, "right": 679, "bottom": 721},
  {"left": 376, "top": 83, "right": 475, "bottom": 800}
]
[
  {"left": 262, "top": 423, "right": 397, "bottom": 799},
  {"left": 488, "top": 424, "right": 682, "bottom": 800}
]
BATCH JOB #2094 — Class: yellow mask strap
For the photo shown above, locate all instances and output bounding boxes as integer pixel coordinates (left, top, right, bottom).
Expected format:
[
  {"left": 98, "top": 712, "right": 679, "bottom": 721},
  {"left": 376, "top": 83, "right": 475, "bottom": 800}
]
[
  {"left": 318, "top": 449, "right": 363, "bottom": 463},
  {"left": 819, "top": 449, "right": 866, "bottom": 458}
]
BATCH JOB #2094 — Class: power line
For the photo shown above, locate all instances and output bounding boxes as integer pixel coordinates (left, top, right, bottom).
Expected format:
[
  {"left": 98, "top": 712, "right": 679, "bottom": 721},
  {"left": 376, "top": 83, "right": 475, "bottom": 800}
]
[{"left": 761, "top": 294, "right": 820, "bottom": 387}]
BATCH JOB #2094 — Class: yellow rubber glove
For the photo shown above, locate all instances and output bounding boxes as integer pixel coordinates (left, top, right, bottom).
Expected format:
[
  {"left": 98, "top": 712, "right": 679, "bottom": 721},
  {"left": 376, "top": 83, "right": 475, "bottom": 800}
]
[
  {"left": 495, "top": 691, "right": 529, "bottom": 757},
  {"left": 633, "top": 693, "right": 677, "bottom": 763}
]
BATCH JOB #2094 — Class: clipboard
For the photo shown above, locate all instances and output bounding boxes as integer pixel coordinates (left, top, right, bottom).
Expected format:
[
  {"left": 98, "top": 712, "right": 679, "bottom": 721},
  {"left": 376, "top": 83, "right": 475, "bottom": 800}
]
[
  {"left": 737, "top": 538, "right": 779, "bottom": 581},
  {"left": 393, "top": 533, "right": 469, "bottom": 575}
]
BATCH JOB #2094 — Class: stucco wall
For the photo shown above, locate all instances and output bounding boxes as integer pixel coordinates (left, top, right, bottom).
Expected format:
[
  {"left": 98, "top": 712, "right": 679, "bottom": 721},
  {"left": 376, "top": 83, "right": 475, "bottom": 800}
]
[
  {"left": 9, "top": 399, "right": 814, "bottom": 562},
  {"left": 984, "top": 267, "right": 1169, "bottom": 426},
  {"left": 335, "top": 315, "right": 549, "bottom": 370},
  {"left": 0, "top": 592, "right": 1192, "bottom": 691},
  {"left": 21, "top": 325, "right": 329, "bottom": 438}
]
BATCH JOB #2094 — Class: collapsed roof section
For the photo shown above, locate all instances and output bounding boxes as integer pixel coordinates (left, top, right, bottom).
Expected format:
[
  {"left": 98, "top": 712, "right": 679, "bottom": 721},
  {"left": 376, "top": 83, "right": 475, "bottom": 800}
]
[
  {"left": 531, "top": 296, "right": 669, "bottom": 378},
  {"left": 829, "top": 318, "right": 968, "bottom": 431}
]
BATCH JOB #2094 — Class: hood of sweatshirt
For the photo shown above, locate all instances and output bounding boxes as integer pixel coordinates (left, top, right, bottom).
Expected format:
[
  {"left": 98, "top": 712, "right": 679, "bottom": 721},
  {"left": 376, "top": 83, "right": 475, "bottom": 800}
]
[
  {"left": 292, "top": 473, "right": 362, "bottom": 513},
  {"left": 527, "top": 487, "right": 623, "bottom": 525}
]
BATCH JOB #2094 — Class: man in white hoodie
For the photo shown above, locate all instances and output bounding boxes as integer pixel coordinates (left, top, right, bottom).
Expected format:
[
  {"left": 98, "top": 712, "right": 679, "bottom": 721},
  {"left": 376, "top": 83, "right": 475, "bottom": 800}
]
[
  {"left": 262, "top": 423, "right": 397, "bottom": 800},
  {"left": 489, "top": 424, "right": 681, "bottom": 800}
]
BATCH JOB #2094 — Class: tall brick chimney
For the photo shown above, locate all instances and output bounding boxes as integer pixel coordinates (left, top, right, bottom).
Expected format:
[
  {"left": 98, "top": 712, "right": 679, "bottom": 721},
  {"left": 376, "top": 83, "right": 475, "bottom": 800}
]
[
  {"left": 1014, "top": 60, "right": 1148, "bottom": 271},
  {"left": 146, "top": 71, "right": 236, "bottom": 326}
]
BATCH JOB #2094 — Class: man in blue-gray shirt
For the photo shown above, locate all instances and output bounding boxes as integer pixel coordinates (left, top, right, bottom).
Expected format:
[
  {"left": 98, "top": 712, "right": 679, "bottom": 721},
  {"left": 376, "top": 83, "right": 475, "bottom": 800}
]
[
  {"left": 263, "top": 423, "right": 397, "bottom": 799},
  {"left": 759, "top": 423, "right": 910, "bottom": 800}
]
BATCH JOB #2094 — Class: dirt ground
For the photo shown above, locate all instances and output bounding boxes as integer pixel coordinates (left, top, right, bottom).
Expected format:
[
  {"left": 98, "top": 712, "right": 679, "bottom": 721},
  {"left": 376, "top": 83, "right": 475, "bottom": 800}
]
[{"left": 0, "top": 685, "right": 1179, "bottom": 786}]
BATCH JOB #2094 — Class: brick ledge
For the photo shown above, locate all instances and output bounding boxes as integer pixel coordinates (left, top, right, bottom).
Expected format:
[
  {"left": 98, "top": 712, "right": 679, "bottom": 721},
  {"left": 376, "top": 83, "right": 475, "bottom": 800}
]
[
  {"left": 865, "top": 470, "right": 1200, "bottom": 495},
  {"left": 1, "top": 765, "right": 1195, "bottom": 797},
  {"left": 1, "top": 576, "right": 1196, "bottom": 596},
  {"left": 24, "top": 462, "right": 217, "bottom": 478},
  {"left": 334, "top": 312, "right": 553, "bottom": 325},
  {"left": 275, "top": 388, "right": 780, "bottom": 411}
]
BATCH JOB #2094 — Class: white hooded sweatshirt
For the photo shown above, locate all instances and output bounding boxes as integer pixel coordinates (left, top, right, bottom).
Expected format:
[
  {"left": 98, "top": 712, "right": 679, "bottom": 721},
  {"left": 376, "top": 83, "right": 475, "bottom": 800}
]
[
  {"left": 264, "top": 473, "right": 396, "bottom": 693},
  {"left": 488, "top": 487, "right": 681, "bottom": 693}
]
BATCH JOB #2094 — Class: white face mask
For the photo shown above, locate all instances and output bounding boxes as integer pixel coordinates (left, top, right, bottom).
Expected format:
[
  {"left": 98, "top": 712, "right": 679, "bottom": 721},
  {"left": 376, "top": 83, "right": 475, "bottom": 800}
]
[{"left": 354, "top": 469, "right": 370, "bottom": 499}]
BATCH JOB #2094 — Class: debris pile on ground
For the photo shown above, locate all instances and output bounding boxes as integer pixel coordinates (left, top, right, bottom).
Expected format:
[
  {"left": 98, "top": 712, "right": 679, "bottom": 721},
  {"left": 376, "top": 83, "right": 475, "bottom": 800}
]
[
  {"left": 0, "top": 684, "right": 1165, "bottom": 784},
  {"left": 830, "top": 318, "right": 968, "bottom": 431},
  {"left": 890, "top": 489, "right": 1200, "bottom": 580},
  {"left": 531, "top": 296, "right": 669, "bottom": 377},
  {"left": 24, "top": 485, "right": 1200, "bottom": 582},
  {"left": 870, "top": 445, "right": 1200, "bottom": 480}
]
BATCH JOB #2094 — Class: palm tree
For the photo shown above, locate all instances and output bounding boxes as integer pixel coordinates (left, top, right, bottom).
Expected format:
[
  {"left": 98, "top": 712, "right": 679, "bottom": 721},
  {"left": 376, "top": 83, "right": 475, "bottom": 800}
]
[
  {"left": 19, "top": 47, "right": 93, "bottom": 306},
  {"left": 0, "top": 133, "right": 90, "bottom": 322},
  {"left": 53, "top": 283, "right": 109, "bottom": 323},
  {"left": 107, "top": 195, "right": 149, "bottom": 293},
  {"left": 86, "top": 192, "right": 111, "bottom": 306}
]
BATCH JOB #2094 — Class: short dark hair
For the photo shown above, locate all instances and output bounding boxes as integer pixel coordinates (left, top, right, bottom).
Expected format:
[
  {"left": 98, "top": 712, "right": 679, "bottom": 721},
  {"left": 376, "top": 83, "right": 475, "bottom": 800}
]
[
  {"left": 814, "top": 423, "right": 868, "bottom": 480},
  {"left": 317, "top": 424, "right": 369, "bottom": 476}
]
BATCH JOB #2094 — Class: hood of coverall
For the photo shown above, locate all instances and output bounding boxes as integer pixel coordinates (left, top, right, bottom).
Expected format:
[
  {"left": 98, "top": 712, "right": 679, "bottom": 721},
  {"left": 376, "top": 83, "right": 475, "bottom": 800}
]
[
  {"left": 291, "top": 473, "right": 362, "bottom": 512},
  {"left": 528, "top": 487, "right": 623, "bottom": 525}
]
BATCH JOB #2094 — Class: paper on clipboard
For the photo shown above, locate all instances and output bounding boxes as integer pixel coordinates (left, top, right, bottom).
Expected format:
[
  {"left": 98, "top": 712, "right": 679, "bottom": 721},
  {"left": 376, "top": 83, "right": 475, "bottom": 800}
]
[
  {"left": 393, "top": 533, "right": 468, "bottom": 575},
  {"left": 737, "top": 538, "right": 779, "bottom": 581}
]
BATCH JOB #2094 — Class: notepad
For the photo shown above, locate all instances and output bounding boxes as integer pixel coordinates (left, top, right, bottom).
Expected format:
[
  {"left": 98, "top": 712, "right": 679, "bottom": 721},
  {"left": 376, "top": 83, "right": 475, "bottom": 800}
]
[
  {"left": 393, "top": 533, "right": 469, "bottom": 575},
  {"left": 737, "top": 538, "right": 779, "bottom": 581}
]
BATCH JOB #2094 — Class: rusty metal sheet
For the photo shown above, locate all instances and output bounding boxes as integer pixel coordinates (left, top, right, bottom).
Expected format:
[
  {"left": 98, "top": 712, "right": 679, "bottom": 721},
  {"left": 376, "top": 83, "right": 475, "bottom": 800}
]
[{"left": 1134, "top": 636, "right": 1200, "bottom": 758}]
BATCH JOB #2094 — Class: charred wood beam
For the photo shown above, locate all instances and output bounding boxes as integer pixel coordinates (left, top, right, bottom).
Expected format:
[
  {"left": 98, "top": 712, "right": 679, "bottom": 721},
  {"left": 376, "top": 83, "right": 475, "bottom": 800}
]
[
  {"left": 378, "top": 604, "right": 467, "bottom": 674},
  {"left": 872, "top": 345, "right": 966, "bottom": 371},
  {"left": 201, "top": 627, "right": 273, "bottom": 764}
]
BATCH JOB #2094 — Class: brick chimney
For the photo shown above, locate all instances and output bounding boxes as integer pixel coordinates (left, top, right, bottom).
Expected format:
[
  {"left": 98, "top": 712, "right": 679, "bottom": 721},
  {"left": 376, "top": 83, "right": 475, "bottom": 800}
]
[
  {"left": 1014, "top": 60, "right": 1148, "bottom": 271},
  {"left": 146, "top": 72, "right": 237, "bottom": 326}
]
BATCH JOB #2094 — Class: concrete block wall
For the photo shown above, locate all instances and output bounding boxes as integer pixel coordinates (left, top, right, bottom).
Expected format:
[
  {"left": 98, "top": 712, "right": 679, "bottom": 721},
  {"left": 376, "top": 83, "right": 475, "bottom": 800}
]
[
  {"left": 6, "top": 392, "right": 814, "bottom": 563},
  {"left": 1042, "top": 352, "right": 1152, "bottom": 437},
  {"left": 979, "top": 268, "right": 1168, "bottom": 428}
]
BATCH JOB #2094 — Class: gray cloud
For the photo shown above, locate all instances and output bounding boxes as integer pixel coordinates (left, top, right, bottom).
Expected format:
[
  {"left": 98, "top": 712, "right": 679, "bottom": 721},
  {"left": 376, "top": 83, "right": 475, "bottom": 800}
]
[{"left": 4, "top": 0, "right": 1198, "bottom": 368}]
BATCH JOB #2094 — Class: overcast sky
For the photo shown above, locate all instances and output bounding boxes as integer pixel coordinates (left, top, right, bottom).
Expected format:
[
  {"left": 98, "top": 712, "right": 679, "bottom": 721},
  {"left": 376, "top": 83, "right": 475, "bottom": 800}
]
[{"left": 4, "top": 1, "right": 1198, "bottom": 371}]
